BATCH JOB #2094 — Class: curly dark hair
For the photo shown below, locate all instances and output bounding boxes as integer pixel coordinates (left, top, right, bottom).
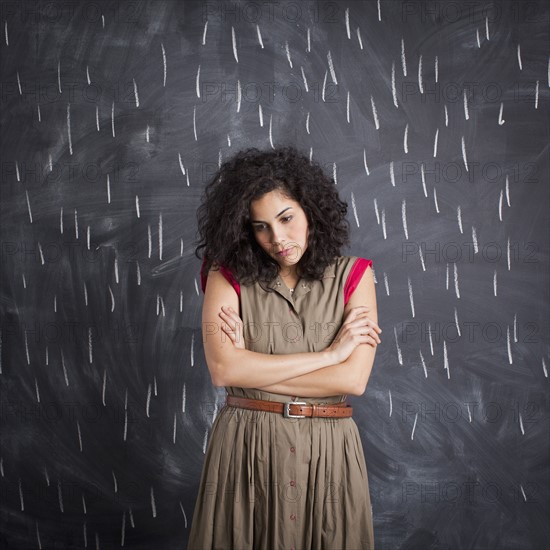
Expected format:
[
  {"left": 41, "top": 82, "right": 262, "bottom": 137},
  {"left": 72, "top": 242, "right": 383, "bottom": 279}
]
[{"left": 194, "top": 145, "right": 351, "bottom": 286}]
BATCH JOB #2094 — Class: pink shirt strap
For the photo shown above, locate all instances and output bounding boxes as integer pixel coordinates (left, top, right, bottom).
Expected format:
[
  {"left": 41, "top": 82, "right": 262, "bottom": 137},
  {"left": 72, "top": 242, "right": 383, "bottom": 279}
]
[
  {"left": 344, "top": 258, "right": 373, "bottom": 306},
  {"left": 200, "top": 257, "right": 241, "bottom": 297}
]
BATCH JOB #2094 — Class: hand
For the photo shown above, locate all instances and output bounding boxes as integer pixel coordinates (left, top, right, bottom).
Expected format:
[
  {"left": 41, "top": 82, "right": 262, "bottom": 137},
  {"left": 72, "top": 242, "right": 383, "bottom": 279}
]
[
  {"left": 328, "top": 306, "right": 382, "bottom": 364},
  {"left": 218, "top": 306, "right": 245, "bottom": 349}
]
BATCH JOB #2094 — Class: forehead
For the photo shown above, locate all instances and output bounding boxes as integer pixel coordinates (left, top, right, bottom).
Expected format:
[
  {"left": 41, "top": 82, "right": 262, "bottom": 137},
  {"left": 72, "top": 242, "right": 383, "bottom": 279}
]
[{"left": 250, "top": 190, "right": 296, "bottom": 211}]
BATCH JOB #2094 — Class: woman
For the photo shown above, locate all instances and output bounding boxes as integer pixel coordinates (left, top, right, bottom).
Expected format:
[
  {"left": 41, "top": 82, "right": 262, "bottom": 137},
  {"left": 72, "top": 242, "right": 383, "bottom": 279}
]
[{"left": 189, "top": 145, "right": 381, "bottom": 549}]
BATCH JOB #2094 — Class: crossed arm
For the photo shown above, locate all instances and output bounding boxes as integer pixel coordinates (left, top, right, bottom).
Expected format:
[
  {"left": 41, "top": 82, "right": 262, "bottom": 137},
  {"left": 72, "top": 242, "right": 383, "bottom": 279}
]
[{"left": 217, "top": 266, "right": 380, "bottom": 397}]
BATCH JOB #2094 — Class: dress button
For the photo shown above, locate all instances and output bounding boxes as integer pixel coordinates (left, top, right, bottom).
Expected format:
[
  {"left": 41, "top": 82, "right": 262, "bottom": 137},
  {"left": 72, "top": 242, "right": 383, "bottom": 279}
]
[
  {"left": 290, "top": 480, "right": 295, "bottom": 486},
  {"left": 290, "top": 446, "right": 295, "bottom": 453},
  {"left": 290, "top": 514, "right": 296, "bottom": 520}
]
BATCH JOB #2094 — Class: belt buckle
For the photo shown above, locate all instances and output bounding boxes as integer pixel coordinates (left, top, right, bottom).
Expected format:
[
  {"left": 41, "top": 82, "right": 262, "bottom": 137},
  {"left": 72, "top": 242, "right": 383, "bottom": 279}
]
[{"left": 284, "top": 401, "right": 307, "bottom": 419}]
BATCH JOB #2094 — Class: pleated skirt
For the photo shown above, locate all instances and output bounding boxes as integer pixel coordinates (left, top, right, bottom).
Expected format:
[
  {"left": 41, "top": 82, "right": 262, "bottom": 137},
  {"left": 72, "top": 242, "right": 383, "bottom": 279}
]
[{"left": 187, "top": 402, "right": 374, "bottom": 550}]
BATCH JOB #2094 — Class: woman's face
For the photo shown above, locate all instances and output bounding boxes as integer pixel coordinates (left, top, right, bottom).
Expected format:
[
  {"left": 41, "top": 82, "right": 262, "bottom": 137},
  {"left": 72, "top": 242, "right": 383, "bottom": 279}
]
[{"left": 249, "top": 189, "right": 309, "bottom": 270}]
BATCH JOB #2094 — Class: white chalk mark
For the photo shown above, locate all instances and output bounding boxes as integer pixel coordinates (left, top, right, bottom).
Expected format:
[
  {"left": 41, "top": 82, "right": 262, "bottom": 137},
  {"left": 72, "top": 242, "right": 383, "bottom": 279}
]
[
  {"left": 57, "top": 60, "right": 61, "bottom": 93},
  {"left": 548, "top": 55, "right": 550, "bottom": 87},
  {"left": 322, "top": 69, "right": 327, "bottom": 101},
  {"left": 25, "top": 190, "right": 33, "bottom": 223},
  {"left": 258, "top": 104, "right": 264, "bottom": 127},
  {"left": 146, "top": 124, "right": 150, "bottom": 142},
  {"left": 520, "top": 485, "right": 527, "bottom": 501},
  {"left": 391, "top": 61, "right": 398, "bottom": 107},
  {"left": 410, "top": 413, "right": 418, "bottom": 440},
  {"left": 201, "top": 21, "right": 208, "bottom": 45},
  {"left": 443, "top": 340, "right": 450, "bottom": 379},
  {"left": 401, "top": 37, "right": 407, "bottom": 76},
  {"left": 444, "top": 105, "right": 448, "bottom": 127},
  {"left": 37, "top": 104, "right": 41, "bottom": 122},
  {"left": 15, "top": 71, "right": 21, "bottom": 94},
  {"left": 161, "top": 42, "right": 167, "bottom": 87},
  {"left": 419, "top": 247, "right": 426, "bottom": 271},
  {"left": 190, "top": 333, "right": 194, "bottom": 365},
  {"left": 377, "top": 0, "right": 382, "bottom": 21},
  {"left": 403, "top": 123, "right": 409, "bottom": 153},
  {"left": 381, "top": 208, "right": 387, "bottom": 239},
  {"left": 418, "top": 55, "right": 423, "bottom": 93},
  {"left": 106, "top": 174, "right": 111, "bottom": 204},
  {"left": 67, "top": 103, "right": 73, "bottom": 155},
  {"left": 476, "top": 28, "right": 481, "bottom": 48},
  {"left": 433, "top": 128, "right": 439, "bottom": 157},
  {"left": 333, "top": 162, "right": 338, "bottom": 185},
  {"left": 370, "top": 95, "right": 379, "bottom": 129},
  {"left": 111, "top": 100, "right": 115, "bottom": 137},
  {"left": 542, "top": 358, "right": 547, "bottom": 377},
  {"left": 421, "top": 164, "right": 427, "bottom": 197},
  {"left": 151, "top": 486, "right": 157, "bottom": 518},
  {"left": 193, "top": 106, "right": 197, "bottom": 141},
  {"left": 507, "top": 237, "right": 511, "bottom": 270},
  {"left": 435, "top": 55, "right": 438, "bottom": 83},
  {"left": 493, "top": 269, "right": 497, "bottom": 296},
  {"left": 256, "top": 24, "right": 264, "bottom": 48},
  {"left": 420, "top": 350, "right": 427, "bottom": 377},
  {"left": 471, "top": 226, "right": 478, "bottom": 254},
  {"left": 463, "top": 89, "right": 469, "bottom": 120},
  {"left": 454, "top": 306, "right": 461, "bottom": 337},
  {"left": 232, "top": 26, "right": 239, "bottom": 63},
  {"left": 461, "top": 136, "right": 468, "bottom": 171},
  {"left": 74, "top": 208, "right": 78, "bottom": 239},
  {"left": 498, "top": 189, "right": 503, "bottom": 221},
  {"left": 108, "top": 285, "right": 115, "bottom": 312},
  {"left": 351, "top": 192, "right": 360, "bottom": 227},
  {"left": 356, "top": 27, "right": 363, "bottom": 49},
  {"left": 137, "top": 262, "right": 141, "bottom": 285},
  {"left": 498, "top": 102, "right": 505, "bottom": 125},
  {"left": 307, "top": 28, "right": 311, "bottom": 53},
  {"left": 237, "top": 79, "right": 241, "bottom": 112},
  {"left": 4, "top": 20, "right": 8, "bottom": 45},
  {"left": 300, "top": 66, "right": 309, "bottom": 92},
  {"left": 383, "top": 272, "right": 389, "bottom": 295},
  {"left": 394, "top": 326, "right": 403, "bottom": 365},
  {"left": 485, "top": 16, "right": 490, "bottom": 40},
  {"left": 60, "top": 207, "right": 63, "bottom": 234},
  {"left": 363, "top": 148, "right": 370, "bottom": 175},
  {"left": 535, "top": 80, "right": 539, "bottom": 109},
  {"left": 517, "top": 44, "right": 522, "bottom": 70},
  {"left": 401, "top": 199, "right": 409, "bottom": 239},
  {"left": 428, "top": 323, "right": 434, "bottom": 355},
  {"left": 147, "top": 225, "right": 152, "bottom": 258},
  {"left": 95, "top": 105, "right": 99, "bottom": 131},
  {"left": 102, "top": 370, "right": 107, "bottom": 406},
  {"left": 196, "top": 65, "right": 201, "bottom": 98},
  {"left": 407, "top": 276, "right": 414, "bottom": 317},
  {"left": 453, "top": 262, "right": 460, "bottom": 299},
  {"left": 346, "top": 91, "right": 350, "bottom": 123},
  {"left": 345, "top": 8, "right": 350, "bottom": 39},
  {"left": 433, "top": 187, "right": 439, "bottom": 213},
  {"left": 506, "top": 325, "right": 514, "bottom": 365},
  {"left": 133, "top": 78, "right": 139, "bottom": 107},
  {"left": 505, "top": 175, "right": 510, "bottom": 206},
  {"left": 388, "top": 389, "right": 392, "bottom": 416},
  {"left": 285, "top": 41, "right": 293, "bottom": 68},
  {"left": 86, "top": 65, "right": 91, "bottom": 85},
  {"left": 15, "top": 160, "right": 20, "bottom": 181},
  {"left": 374, "top": 198, "right": 380, "bottom": 224},
  {"left": 269, "top": 114, "right": 274, "bottom": 149},
  {"left": 178, "top": 153, "right": 185, "bottom": 177},
  {"left": 88, "top": 327, "right": 93, "bottom": 363},
  {"left": 305, "top": 111, "right": 310, "bottom": 134},
  {"left": 390, "top": 161, "right": 395, "bottom": 187},
  {"left": 327, "top": 50, "right": 337, "bottom": 84},
  {"left": 159, "top": 212, "right": 163, "bottom": 261},
  {"left": 457, "top": 205, "right": 463, "bottom": 234}
]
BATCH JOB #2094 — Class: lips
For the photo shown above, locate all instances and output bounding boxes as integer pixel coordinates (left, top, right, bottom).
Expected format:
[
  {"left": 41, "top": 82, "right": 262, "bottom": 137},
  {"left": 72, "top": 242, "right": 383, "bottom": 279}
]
[{"left": 277, "top": 247, "right": 293, "bottom": 257}]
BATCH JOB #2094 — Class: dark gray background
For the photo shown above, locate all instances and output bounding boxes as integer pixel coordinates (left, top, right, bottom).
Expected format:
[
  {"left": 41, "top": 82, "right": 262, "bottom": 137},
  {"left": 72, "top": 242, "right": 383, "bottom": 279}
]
[{"left": 1, "top": 1, "right": 548, "bottom": 548}]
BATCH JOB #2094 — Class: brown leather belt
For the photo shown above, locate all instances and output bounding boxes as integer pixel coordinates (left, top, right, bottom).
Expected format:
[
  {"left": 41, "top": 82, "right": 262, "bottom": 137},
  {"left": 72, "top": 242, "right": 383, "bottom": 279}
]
[{"left": 225, "top": 395, "right": 353, "bottom": 418}]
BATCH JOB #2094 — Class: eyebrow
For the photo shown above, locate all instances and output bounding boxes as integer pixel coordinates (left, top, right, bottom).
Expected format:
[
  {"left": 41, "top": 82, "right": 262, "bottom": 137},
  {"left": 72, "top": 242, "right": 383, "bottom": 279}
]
[{"left": 250, "top": 207, "right": 293, "bottom": 224}]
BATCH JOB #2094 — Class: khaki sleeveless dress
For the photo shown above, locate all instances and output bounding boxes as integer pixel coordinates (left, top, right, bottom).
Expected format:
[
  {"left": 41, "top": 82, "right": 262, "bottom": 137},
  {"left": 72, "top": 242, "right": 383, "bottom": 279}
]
[{"left": 188, "top": 255, "right": 375, "bottom": 549}]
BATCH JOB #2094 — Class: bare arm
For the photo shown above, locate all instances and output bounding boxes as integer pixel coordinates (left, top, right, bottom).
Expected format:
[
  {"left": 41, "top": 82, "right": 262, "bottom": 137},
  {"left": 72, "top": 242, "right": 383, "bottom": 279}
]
[
  {"left": 256, "top": 265, "right": 379, "bottom": 397},
  {"left": 202, "top": 267, "right": 338, "bottom": 388}
]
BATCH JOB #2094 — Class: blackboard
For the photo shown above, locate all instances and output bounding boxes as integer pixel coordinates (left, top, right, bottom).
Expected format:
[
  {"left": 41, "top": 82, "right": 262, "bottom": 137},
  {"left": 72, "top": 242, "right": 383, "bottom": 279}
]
[{"left": 0, "top": 1, "right": 548, "bottom": 548}]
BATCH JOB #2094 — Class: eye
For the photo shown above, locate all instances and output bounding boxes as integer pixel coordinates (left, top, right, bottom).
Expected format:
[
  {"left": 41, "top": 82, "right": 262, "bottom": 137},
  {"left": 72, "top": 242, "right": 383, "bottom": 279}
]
[{"left": 282, "top": 216, "right": 293, "bottom": 223}]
